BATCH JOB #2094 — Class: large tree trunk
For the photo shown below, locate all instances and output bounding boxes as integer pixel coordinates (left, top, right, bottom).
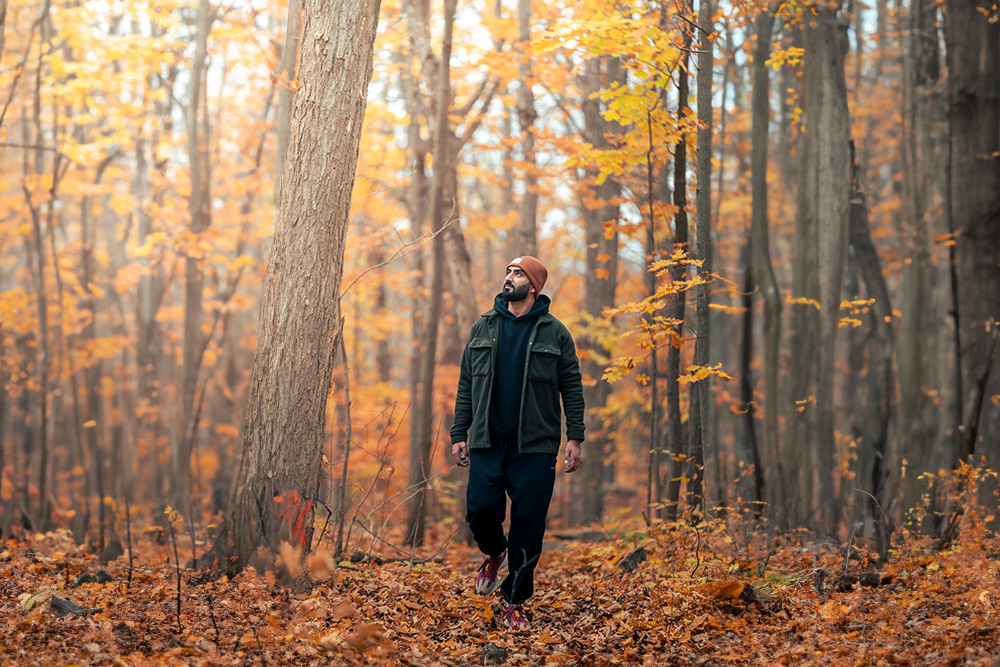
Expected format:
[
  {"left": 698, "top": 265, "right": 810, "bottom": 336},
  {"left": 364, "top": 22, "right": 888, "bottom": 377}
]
[
  {"left": 220, "top": 0, "right": 382, "bottom": 566},
  {"left": 405, "top": 0, "right": 457, "bottom": 547},
  {"left": 898, "top": 0, "right": 942, "bottom": 520},
  {"left": 749, "top": 4, "right": 782, "bottom": 520},
  {"left": 787, "top": 3, "right": 851, "bottom": 532},
  {"left": 687, "top": 0, "right": 713, "bottom": 515},
  {"left": 944, "top": 0, "right": 1000, "bottom": 469}
]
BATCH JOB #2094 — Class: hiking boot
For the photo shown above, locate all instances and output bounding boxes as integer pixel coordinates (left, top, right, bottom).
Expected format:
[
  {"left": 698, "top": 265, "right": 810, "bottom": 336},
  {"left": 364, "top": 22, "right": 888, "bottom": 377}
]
[
  {"left": 474, "top": 550, "right": 506, "bottom": 595},
  {"left": 501, "top": 603, "right": 530, "bottom": 631}
]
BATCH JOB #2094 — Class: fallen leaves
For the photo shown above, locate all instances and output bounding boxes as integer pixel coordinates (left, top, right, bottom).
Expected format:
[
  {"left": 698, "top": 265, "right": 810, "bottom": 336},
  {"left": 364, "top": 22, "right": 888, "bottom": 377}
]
[{"left": 1, "top": 521, "right": 999, "bottom": 665}]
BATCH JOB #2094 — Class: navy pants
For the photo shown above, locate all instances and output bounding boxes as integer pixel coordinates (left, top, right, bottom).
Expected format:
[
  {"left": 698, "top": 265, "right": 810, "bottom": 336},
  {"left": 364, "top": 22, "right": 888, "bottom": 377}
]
[{"left": 466, "top": 435, "right": 557, "bottom": 605}]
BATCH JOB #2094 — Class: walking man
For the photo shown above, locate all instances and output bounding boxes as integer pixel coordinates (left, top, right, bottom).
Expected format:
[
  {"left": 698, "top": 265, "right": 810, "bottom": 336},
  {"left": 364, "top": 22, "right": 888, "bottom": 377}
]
[{"left": 451, "top": 256, "right": 585, "bottom": 630}]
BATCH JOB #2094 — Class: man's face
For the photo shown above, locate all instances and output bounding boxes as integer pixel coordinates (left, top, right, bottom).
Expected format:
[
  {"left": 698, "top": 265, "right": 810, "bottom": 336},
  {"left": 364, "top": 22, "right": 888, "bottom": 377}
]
[{"left": 503, "top": 266, "right": 532, "bottom": 302}]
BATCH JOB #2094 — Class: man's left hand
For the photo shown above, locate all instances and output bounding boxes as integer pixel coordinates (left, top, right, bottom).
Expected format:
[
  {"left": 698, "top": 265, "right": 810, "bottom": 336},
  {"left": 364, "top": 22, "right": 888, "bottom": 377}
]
[{"left": 563, "top": 439, "right": 582, "bottom": 473}]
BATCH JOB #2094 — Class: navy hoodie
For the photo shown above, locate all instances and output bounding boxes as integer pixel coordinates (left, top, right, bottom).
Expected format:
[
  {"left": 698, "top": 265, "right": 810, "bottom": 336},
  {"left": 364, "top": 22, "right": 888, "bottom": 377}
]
[{"left": 488, "top": 293, "right": 550, "bottom": 438}]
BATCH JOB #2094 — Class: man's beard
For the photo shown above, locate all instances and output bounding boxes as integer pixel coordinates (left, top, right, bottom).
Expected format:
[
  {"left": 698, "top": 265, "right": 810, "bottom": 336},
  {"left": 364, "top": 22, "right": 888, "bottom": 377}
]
[{"left": 502, "top": 283, "right": 530, "bottom": 302}]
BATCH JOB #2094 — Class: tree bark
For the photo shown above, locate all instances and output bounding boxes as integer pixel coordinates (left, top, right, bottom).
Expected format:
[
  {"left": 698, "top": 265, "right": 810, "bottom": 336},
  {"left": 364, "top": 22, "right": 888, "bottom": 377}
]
[
  {"left": 664, "top": 28, "right": 691, "bottom": 522},
  {"left": 220, "top": 0, "right": 382, "bottom": 566},
  {"left": 274, "top": 0, "right": 302, "bottom": 201},
  {"left": 749, "top": 4, "right": 781, "bottom": 519},
  {"left": 847, "top": 141, "right": 894, "bottom": 529},
  {"left": 898, "top": 0, "right": 942, "bottom": 519},
  {"left": 688, "top": 0, "right": 713, "bottom": 515},
  {"left": 788, "top": 3, "right": 850, "bottom": 532},
  {"left": 944, "top": 0, "right": 1000, "bottom": 468}
]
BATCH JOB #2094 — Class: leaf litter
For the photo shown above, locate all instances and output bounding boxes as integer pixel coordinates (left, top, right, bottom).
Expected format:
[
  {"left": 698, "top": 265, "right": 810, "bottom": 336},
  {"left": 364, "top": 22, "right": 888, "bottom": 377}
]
[{"left": 1, "top": 519, "right": 998, "bottom": 666}]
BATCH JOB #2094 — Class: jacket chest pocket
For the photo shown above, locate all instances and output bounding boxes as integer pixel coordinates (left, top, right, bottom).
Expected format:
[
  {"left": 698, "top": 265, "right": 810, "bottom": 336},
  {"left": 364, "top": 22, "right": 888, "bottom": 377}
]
[
  {"left": 469, "top": 339, "right": 493, "bottom": 376},
  {"left": 527, "top": 344, "right": 560, "bottom": 383}
]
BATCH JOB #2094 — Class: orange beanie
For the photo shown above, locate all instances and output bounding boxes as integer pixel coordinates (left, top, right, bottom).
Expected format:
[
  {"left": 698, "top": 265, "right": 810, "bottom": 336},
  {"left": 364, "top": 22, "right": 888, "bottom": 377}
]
[{"left": 506, "top": 256, "right": 548, "bottom": 295}]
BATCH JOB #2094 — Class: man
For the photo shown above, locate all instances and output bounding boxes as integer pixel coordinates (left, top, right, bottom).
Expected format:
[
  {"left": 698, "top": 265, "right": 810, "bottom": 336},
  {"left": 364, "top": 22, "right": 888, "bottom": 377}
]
[{"left": 451, "top": 256, "right": 585, "bottom": 631}]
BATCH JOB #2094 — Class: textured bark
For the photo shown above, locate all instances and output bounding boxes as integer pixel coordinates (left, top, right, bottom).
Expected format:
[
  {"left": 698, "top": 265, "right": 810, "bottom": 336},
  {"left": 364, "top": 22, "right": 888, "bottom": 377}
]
[
  {"left": 567, "top": 57, "right": 622, "bottom": 526},
  {"left": 944, "top": 0, "right": 1000, "bottom": 468},
  {"left": 222, "top": 0, "right": 382, "bottom": 565},
  {"left": 847, "top": 143, "right": 894, "bottom": 527},
  {"left": 274, "top": 0, "right": 302, "bottom": 201},
  {"left": 687, "top": 0, "right": 713, "bottom": 515},
  {"left": 898, "top": 0, "right": 942, "bottom": 518},
  {"left": 664, "top": 30, "right": 691, "bottom": 522},
  {"left": 788, "top": 4, "right": 851, "bottom": 532},
  {"left": 749, "top": 5, "right": 782, "bottom": 518}
]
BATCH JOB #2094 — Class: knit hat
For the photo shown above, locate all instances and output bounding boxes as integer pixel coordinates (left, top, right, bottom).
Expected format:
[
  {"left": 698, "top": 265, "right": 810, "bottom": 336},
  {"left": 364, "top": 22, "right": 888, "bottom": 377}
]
[{"left": 506, "top": 256, "right": 548, "bottom": 295}]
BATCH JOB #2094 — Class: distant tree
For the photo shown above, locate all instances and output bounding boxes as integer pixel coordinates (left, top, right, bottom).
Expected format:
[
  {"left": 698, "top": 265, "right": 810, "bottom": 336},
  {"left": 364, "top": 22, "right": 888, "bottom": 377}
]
[
  {"left": 570, "top": 54, "right": 623, "bottom": 527},
  {"left": 749, "top": 1, "right": 781, "bottom": 518},
  {"left": 218, "top": 0, "right": 383, "bottom": 566}
]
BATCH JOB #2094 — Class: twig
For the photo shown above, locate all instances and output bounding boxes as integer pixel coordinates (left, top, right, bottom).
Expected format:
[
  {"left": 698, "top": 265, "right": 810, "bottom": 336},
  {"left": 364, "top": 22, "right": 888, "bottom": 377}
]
[
  {"left": 339, "top": 218, "right": 457, "bottom": 298},
  {"left": 252, "top": 625, "right": 268, "bottom": 667},
  {"left": 334, "top": 332, "right": 352, "bottom": 559},
  {"left": 167, "top": 513, "right": 183, "bottom": 633},
  {"left": 125, "top": 494, "right": 134, "bottom": 592},
  {"left": 509, "top": 549, "right": 541, "bottom": 602},
  {"left": 315, "top": 499, "right": 334, "bottom": 548},
  {"left": 843, "top": 522, "right": 860, "bottom": 576},
  {"left": 689, "top": 521, "right": 702, "bottom": 577},
  {"left": 207, "top": 594, "right": 221, "bottom": 648}
]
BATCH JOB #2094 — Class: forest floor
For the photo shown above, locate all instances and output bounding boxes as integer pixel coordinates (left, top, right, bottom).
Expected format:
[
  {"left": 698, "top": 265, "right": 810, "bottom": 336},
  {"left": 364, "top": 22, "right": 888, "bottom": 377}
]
[{"left": 2, "top": 514, "right": 999, "bottom": 666}]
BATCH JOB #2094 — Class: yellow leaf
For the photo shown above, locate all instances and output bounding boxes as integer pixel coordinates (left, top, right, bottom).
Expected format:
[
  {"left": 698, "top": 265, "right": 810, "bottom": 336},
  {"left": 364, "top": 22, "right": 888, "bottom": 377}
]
[
  {"left": 83, "top": 420, "right": 97, "bottom": 428},
  {"left": 537, "top": 628, "right": 559, "bottom": 644}
]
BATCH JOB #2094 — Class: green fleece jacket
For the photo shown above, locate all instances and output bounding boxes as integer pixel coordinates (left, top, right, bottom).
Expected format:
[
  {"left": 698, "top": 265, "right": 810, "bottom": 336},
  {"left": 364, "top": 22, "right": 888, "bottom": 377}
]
[{"left": 450, "top": 298, "right": 586, "bottom": 454}]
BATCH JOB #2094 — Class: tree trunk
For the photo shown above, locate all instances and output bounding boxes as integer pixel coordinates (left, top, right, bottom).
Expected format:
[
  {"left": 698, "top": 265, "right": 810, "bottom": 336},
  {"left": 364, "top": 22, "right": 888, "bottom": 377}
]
[
  {"left": 515, "top": 0, "right": 537, "bottom": 256},
  {"left": 567, "top": 56, "right": 622, "bottom": 526},
  {"left": 847, "top": 141, "right": 894, "bottom": 530},
  {"left": 688, "top": 0, "right": 713, "bottom": 516},
  {"left": 220, "top": 0, "right": 382, "bottom": 566},
  {"left": 405, "top": 0, "right": 457, "bottom": 547},
  {"left": 898, "top": 0, "right": 942, "bottom": 519},
  {"left": 788, "top": 4, "right": 850, "bottom": 532},
  {"left": 664, "top": 27, "right": 690, "bottom": 522},
  {"left": 174, "top": 0, "right": 214, "bottom": 527},
  {"left": 749, "top": 4, "right": 781, "bottom": 520},
  {"left": 944, "top": 0, "right": 1000, "bottom": 468},
  {"left": 274, "top": 0, "right": 302, "bottom": 201}
]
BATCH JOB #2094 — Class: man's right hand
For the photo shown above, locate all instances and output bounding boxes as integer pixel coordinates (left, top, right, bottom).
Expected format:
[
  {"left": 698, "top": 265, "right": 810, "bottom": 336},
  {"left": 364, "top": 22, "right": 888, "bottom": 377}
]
[{"left": 452, "top": 441, "right": 470, "bottom": 467}]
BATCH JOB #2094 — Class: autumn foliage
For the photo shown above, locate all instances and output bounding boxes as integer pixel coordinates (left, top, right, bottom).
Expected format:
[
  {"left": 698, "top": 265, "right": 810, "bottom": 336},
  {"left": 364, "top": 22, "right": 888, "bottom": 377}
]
[{"left": 1, "top": 0, "right": 999, "bottom": 662}]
